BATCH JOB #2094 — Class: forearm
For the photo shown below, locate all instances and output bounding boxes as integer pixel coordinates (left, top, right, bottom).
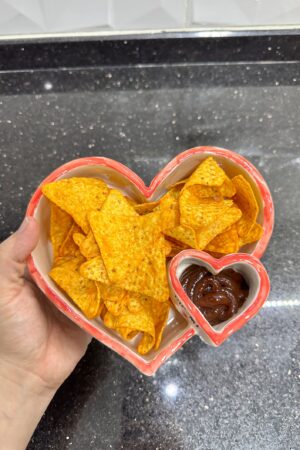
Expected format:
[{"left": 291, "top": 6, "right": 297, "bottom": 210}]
[{"left": 0, "top": 362, "right": 56, "bottom": 450}]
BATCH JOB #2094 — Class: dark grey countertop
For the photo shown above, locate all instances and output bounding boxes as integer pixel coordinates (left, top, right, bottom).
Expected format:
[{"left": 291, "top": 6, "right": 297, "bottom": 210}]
[{"left": 0, "top": 34, "right": 299, "bottom": 449}]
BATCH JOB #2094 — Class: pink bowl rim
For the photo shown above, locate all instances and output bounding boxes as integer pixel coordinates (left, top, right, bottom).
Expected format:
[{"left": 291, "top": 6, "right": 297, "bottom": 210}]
[
  {"left": 169, "top": 250, "right": 270, "bottom": 346},
  {"left": 26, "top": 146, "right": 274, "bottom": 374}
]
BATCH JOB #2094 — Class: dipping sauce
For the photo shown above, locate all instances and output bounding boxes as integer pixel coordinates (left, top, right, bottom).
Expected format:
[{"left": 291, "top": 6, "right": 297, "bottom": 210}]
[{"left": 180, "top": 265, "right": 249, "bottom": 325}]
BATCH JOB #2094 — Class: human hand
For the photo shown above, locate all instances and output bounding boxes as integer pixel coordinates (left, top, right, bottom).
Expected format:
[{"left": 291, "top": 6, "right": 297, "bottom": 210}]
[{"left": 0, "top": 217, "right": 91, "bottom": 449}]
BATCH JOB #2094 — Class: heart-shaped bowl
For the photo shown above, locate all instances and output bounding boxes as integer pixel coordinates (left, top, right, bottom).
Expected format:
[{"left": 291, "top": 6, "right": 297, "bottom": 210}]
[
  {"left": 26, "top": 146, "right": 274, "bottom": 375},
  {"left": 169, "top": 250, "right": 270, "bottom": 346}
]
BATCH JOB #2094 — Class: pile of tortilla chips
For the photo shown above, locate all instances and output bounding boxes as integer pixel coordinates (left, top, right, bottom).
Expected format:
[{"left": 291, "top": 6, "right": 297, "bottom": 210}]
[
  {"left": 161, "top": 157, "right": 263, "bottom": 255},
  {"left": 42, "top": 156, "right": 262, "bottom": 354}
]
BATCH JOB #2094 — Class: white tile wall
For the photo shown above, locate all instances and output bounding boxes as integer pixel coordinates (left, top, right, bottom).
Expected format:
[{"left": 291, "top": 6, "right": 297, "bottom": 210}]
[
  {"left": 112, "top": 0, "right": 186, "bottom": 30},
  {"left": 0, "top": 0, "right": 300, "bottom": 36},
  {"left": 190, "top": 0, "right": 300, "bottom": 27}
]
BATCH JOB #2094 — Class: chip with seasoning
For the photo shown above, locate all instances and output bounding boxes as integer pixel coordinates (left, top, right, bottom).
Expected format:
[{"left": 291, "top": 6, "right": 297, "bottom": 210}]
[
  {"left": 184, "top": 156, "right": 226, "bottom": 188},
  {"left": 205, "top": 224, "right": 240, "bottom": 254},
  {"left": 50, "top": 204, "right": 73, "bottom": 259},
  {"left": 50, "top": 256, "right": 103, "bottom": 319},
  {"left": 59, "top": 222, "right": 82, "bottom": 257},
  {"left": 79, "top": 255, "right": 110, "bottom": 284},
  {"left": 89, "top": 210, "right": 169, "bottom": 302},
  {"left": 73, "top": 230, "right": 100, "bottom": 259},
  {"left": 232, "top": 174, "right": 259, "bottom": 237},
  {"left": 42, "top": 177, "right": 109, "bottom": 233}
]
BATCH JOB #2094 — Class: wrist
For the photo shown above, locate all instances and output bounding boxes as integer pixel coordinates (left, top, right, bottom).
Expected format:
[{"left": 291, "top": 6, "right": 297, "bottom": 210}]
[
  {"left": 0, "top": 361, "right": 56, "bottom": 450},
  {"left": 0, "top": 358, "right": 57, "bottom": 398}
]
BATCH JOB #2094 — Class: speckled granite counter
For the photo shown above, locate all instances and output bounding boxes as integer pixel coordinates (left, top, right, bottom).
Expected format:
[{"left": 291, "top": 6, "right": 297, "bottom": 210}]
[{"left": 0, "top": 32, "right": 299, "bottom": 450}]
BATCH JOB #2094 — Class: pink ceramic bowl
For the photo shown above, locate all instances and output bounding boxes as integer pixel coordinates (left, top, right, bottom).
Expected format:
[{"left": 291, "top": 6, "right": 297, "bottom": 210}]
[
  {"left": 26, "top": 146, "right": 274, "bottom": 375},
  {"left": 169, "top": 250, "right": 270, "bottom": 346}
]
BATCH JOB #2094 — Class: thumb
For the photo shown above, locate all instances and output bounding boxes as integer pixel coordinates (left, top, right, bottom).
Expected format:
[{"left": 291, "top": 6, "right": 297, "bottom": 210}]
[{"left": 0, "top": 217, "right": 39, "bottom": 286}]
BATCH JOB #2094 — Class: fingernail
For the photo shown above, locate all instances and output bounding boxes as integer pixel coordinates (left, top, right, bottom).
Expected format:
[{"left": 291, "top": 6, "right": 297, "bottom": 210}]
[{"left": 18, "top": 217, "right": 30, "bottom": 233}]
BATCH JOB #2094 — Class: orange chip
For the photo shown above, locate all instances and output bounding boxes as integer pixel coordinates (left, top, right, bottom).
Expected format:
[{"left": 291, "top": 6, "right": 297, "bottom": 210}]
[
  {"left": 117, "top": 327, "right": 139, "bottom": 340},
  {"left": 184, "top": 157, "right": 227, "bottom": 188},
  {"left": 59, "top": 222, "right": 82, "bottom": 257},
  {"left": 101, "top": 283, "right": 127, "bottom": 303},
  {"left": 158, "top": 187, "right": 180, "bottom": 231},
  {"left": 42, "top": 177, "right": 109, "bottom": 233},
  {"left": 168, "top": 178, "right": 188, "bottom": 189},
  {"left": 148, "top": 298, "right": 171, "bottom": 350},
  {"left": 46, "top": 159, "right": 256, "bottom": 354},
  {"left": 73, "top": 232, "right": 85, "bottom": 248},
  {"left": 103, "top": 288, "right": 128, "bottom": 316},
  {"left": 100, "top": 189, "right": 138, "bottom": 217},
  {"left": 232, "top": 175, "right": 259, "bottom": 237},
  {"left": 105, "top": 293, "right": 170, "bottom": 354},
  {"left": 164, "top": 225, "right": 197, "bottom": 248},
  {"left": 188, "top": 184, "right": 223, "bottom": 200},
  {"left": 80, "top": 255, "right": 110, "bottom": 284},
  {"left": 196, "top": 205, "right": 242, "bottom": 250},
  {"left": 164, "top": 239, "right": 173, "bottom": 256},
  {"left": 50, "top": 257, "right": 102, "bottom": 319},
  {"left": 205, "top": 251, "right": 225, "bottom": 259},
  {"left": 180, "top": 188, "right": 234, "bottom": 228},
  {"left": 205, "top": 224, "right": 239, "bottom": 254},
  {"left": 50, "top": 204, "right": 73, "bottom": 259},
  {"left": 134, "top": 201, "right": 160, "bottom": 215},
  {"left": 103, "top": 307, "right": 155, "bottom": 355},
  {"left": 186, "top": 176, "right": 235, "bottom": 200},
  {"left": 74, "top": 230, "right": 100, "bottom": 259},
  {"left": 240, "top": 223, "right": 263, "bottom": 247},
  {"left": 167, "top": 246, "right": 188, "bottom": 258},
  {"left": 220, "top": 177, "right": 236, "bottom": 197},
  {"left": 53, "top": 254, "right": 85, "bottom": 269},
  {"left": 89, "top": 210, "right": 169, "bottom": 302},
  {"left": 95, "top": 282, "right": 104, "bottom": 316},
  {"left": 124, "top": 196, "right": 137, "bottom": 206}
]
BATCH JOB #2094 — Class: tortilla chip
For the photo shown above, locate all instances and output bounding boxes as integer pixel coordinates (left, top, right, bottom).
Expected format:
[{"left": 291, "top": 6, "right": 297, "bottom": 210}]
[
  {"left": 50, "top": 204, "right": 73, "bottom": 259},
  {"left": 240, "top": 223, "right": 263, "bottom": 247},
  {"left": 180, "top": 188, "right": 234, "bottom": 228},
  {"left": 117, "top": 327, "right": 139, "bottom": 340},
  {"left": 187, "top": 184, "right": 223, "bottom": 200},
  {"left": 74, "top": 230, "right": 100, "bottom": 259},
  {"left": 196, "top": 205, "right": 242, "bottom": 250},
  {"left": 103, "top": 308, "right": 155, "bottom": 355},
  {"left": 134, "top": 201, "right": 160, "bottom": 215},
  {"left": 164, "top": 239, "right": 173, "bottom": 256},
  {"left": 73, "top": 232, "right": 85, "bottom": 249},
  {"left": 184, "top": 157, "right": 227, "bottom": 189},
  {"left": 100, "top": 189, "right": 138, "bottom": 217},
  {"left": 89, "top": 210, "right": 169, "bottom": 302},
  {"left": 59, "top": 222, "right": 82, "bottom": 257},
  {"left": 148, "top": 298, "right": 170, "bottom": 350},
  {"left": 80, "top": 255, "right": 110, "bottom": 284},
  {"left": 205, "top": 224, "right": 239, "bottom": 254},
  {"left": 158, "top": 187, "right": 180, "bottom": 231},
  {"left": 220, "top": 177, "right": 236, "bottom": 197},
  {"left": 42, "top": 177, "right": 109, "bottom": 233},
  {"left": 232, "top": 175, "right": 259, "bottom": 237},
  {"left": 168, "top": 178, "right": 188, "bottom": 189},
  {"left": 124, "top": 196, "right": 137, "bottom": 206},
  {"left": 103, "top": 289, "right": 128, "bottom": 316},
  {"left": 50, "top": 257, "right": 101, "bottom": 319},
  {"left": 167, "top": 242, "right": 188, "bottom": 258},
  {"left": 164, "top": 225, "right": 197, "bottom": 248},
  {"left": 101, "top": 283, "right": 127, "bottom": 303}
]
